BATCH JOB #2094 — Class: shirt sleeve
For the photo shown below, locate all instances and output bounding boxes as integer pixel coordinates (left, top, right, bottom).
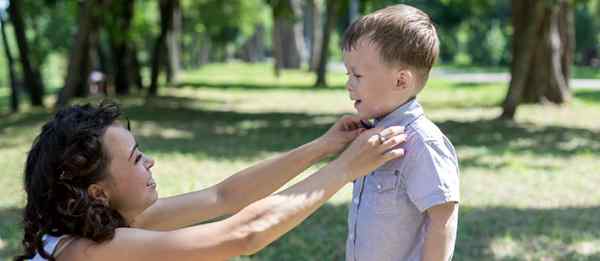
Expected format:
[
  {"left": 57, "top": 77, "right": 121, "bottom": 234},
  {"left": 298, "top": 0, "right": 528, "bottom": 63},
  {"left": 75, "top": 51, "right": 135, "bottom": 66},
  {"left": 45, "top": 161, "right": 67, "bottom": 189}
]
[{"left": 403, "top": 138, "right": 460, "bottom": 212}]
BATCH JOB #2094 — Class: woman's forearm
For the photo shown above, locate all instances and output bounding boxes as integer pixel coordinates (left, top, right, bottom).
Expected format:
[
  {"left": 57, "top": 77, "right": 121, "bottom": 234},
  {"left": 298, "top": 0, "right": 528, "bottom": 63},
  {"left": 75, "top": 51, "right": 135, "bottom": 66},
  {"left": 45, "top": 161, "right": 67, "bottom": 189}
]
[
  {"left": 217, "top": 138, "right": 331, "bottom": 214},
  {"left": 228, "top": 160, "right": 351, "bottom": 255}
]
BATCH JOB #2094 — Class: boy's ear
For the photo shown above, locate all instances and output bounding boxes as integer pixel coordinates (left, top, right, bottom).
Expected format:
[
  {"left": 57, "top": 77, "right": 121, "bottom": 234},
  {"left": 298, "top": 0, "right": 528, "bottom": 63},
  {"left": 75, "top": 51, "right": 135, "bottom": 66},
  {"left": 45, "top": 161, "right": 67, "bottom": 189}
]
[
  {"left": 88, "top": 183, "right": 111, "bottom": 205},
  {"left": 394, "top": 69, "right": 413, "bottom": 90}
]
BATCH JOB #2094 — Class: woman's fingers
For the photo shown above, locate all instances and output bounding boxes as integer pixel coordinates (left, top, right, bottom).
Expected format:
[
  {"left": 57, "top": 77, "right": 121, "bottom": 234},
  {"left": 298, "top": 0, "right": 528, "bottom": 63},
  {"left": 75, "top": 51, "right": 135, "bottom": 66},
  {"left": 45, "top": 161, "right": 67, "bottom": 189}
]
[
  {"left": 379, "top": 126, "right": 405, "bottom": 140},
  {"left": 382, "top": 148, "right": 405, "bottom": 161},
  {"left": 379, "top": 134, "right": 407, "bottom": 152}
]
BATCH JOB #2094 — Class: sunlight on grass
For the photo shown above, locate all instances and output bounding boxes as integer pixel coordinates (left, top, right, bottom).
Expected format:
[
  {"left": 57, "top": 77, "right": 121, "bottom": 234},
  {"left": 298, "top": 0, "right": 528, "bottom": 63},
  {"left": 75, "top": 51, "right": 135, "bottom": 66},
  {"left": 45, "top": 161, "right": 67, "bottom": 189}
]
[{"left": 1, "top": 63, "right": 600, "bottom": 260}]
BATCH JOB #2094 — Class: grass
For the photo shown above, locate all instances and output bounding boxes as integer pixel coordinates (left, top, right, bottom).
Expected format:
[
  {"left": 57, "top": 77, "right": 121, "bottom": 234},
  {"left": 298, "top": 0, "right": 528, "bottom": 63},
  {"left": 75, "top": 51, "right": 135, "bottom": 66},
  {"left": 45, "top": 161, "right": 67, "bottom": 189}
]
[
  {"left": 1, "top": 62, "right": 600, "bottom": 260},
  {"left": 437, "top": 64, "right": 600, "bottom": 79}
]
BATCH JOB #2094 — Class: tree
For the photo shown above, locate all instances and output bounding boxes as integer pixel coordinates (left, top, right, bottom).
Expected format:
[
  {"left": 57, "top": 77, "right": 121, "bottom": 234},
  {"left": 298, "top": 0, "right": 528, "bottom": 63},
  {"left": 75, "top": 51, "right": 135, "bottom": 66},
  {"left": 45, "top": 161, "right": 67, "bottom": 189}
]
[
  {"left": 314, "top": 0, "right": 341, "bottom": 87},
  {"left": 306, "top": 0, "right": 323, "bottom": 71},
  {"left": 0, "top": 6, "right": 19, "bottom": 112},
  {"left": 105, "top": 0, "right": 143, "bottom": 95},
  {"left": 166, "top": 0, "right": 181, "bottom": 84},
  {"left": 57, "top": 0, "right": 105, "bottom": 107},
  {"left": 270, "top": 0, "right": 305, "bottom": 76},
  {"left": 9, "top": 0, "right": 44, "bottom": 107},
  {"left": 148, "top": 0, "right": 176, "bottom": 96},
  {"left": 501, "top": 0, "right": 574, "bottom": 119}
]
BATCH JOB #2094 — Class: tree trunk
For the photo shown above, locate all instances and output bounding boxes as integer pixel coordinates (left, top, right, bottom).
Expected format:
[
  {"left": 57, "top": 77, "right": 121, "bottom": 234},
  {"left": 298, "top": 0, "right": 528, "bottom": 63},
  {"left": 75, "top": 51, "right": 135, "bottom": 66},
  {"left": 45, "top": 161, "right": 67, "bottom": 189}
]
[
  {"left": 272, "top": 0, "right": 304, "bottom": 74},
  {"left": 315, "top": 0, "right": 340, "bottom": 87},
  {"left": 57, "top": 0, "right": 104, "bottom": 107},
  {"left": 199, "top": 33, "right": 211, "bottom": 67},
  {"left": 110, "top": 0, "right": 135, "bottom": 95},
  {"left": 148, "top": 0, "right": 176, "bottom": 96},
  {"left": 1, "top": 16, "right": 19, "bottom": 112},
  {"left": 501, "top": 0, "right": 573, "bottom": 119},
  {"left": 307, "top": 0, "right": 323, "bottom": 72},
  {"left": 166, "top": 0, "right": 181, "bottom": 84},
  {"left": 9, "top": 0, "right": 44, "bottom": 107},
  {"left": 129, "top": 45, "right": 143, "bottom": 90},
  {"left": 349, "top": 0, "right": 360, "bottom": 23},
  {"left": 238, "top": 24, "right": 266, "bottom": 63}
]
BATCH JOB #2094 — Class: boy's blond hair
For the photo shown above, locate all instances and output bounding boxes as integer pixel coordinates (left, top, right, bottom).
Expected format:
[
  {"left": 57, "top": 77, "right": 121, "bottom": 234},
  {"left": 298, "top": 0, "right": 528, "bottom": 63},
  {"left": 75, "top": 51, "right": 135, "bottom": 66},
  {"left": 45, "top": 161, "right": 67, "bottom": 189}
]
[{"left": 342, "top": 4, "right": 439, "bottom": 85}]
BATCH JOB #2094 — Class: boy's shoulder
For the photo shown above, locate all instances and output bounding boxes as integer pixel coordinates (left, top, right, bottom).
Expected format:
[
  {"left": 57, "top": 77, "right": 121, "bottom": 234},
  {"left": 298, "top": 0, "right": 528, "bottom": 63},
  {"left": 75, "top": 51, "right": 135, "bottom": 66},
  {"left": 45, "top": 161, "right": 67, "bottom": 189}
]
[
  {"left": 406, "top": 114, "right": 449, "bottom": 145},
  {"left": 382, "top": 115, "right": 457, "bottom": 168}
]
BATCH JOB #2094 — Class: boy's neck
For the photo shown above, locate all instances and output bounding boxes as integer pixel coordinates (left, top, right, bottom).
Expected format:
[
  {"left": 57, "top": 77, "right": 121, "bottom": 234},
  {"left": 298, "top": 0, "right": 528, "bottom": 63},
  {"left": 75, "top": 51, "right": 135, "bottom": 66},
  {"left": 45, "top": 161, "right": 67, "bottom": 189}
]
[{"left": 374, "top": 96, "right": 417, "bottom": 122}]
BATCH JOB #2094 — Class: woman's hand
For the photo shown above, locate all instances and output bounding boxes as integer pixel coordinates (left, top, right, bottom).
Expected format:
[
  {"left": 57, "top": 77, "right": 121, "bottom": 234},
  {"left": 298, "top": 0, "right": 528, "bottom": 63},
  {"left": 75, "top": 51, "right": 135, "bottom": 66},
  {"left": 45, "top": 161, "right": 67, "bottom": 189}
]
[
  {"left": 316, "top": 115, "right": 365, "bottom": 156},
  {"left": 332, "top": 126, "right": 406, "bottom": 182}
]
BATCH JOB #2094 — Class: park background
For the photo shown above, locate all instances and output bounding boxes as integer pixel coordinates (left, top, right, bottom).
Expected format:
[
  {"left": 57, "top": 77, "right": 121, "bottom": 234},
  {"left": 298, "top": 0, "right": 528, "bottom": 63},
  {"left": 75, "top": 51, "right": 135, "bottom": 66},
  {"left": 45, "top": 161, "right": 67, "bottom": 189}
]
[{"left": 0, "top": 0, "right": 600, "bottom": 260}]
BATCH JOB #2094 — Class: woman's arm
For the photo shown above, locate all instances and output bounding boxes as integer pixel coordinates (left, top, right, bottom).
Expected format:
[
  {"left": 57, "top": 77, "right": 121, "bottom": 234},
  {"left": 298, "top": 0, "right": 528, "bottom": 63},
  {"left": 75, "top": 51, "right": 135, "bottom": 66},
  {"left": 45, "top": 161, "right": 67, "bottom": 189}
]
[
  {"left": 132, "top": 116, "right": 365, "bottom": 230},
  {"left": 80, "top": 127, "right": 406, "bottom": 261}
]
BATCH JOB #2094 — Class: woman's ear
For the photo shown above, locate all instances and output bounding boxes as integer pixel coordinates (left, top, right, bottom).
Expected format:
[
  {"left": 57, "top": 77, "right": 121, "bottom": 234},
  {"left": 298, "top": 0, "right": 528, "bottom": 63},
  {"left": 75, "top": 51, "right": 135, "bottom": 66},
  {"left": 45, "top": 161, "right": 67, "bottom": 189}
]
[{"left": 88, "top": 183, "right": 110, "bottom": 205}]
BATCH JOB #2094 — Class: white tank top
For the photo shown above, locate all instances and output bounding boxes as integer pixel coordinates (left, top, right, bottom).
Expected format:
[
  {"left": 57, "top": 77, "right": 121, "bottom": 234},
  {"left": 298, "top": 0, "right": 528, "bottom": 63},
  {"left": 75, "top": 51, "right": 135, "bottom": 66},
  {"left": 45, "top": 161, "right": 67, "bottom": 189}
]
[{"left": 29, "top": 234, "right": 73, "bottom": 261}]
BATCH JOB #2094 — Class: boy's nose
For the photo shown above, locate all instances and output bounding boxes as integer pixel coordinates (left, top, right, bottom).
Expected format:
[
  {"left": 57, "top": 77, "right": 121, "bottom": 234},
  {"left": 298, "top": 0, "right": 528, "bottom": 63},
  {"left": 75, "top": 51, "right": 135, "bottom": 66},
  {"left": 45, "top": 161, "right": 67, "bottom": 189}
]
[{"left": 346, "top": 79, "right": 354, "bottom": 91}]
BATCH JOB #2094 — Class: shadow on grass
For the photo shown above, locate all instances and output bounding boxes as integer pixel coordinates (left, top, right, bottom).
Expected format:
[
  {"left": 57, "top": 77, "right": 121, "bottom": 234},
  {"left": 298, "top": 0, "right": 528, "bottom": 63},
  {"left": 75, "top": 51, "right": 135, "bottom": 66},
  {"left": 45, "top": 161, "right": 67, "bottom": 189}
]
[
  {"left": 0, "top": 207, "right": 23, "bottom": 259},
  {"left": 3, "top": 202, "right": 600, "bottom": 260},
  {"left": 121, "top": 96, "right": 340, "bottom": 160},
  {"left": 177, "top": 81, "right": 346, "bottom": 91},
  {"left": 448, "top": 82, "right": 504, "bottom": 89},
  {"left": 575, "top": 89, "right": 600, "bottom": 103},
  {"left": 2, "top": 95, "right": 598, "bottom": 163},
  {"left": 458, "top": 205, "right": 600, "bottom": 261},
  {"left": 254, "top": 204, "right": 600, "bottom": 261},
  {"left": 437, "top": 119, "right": 600, "bottom": 163}
]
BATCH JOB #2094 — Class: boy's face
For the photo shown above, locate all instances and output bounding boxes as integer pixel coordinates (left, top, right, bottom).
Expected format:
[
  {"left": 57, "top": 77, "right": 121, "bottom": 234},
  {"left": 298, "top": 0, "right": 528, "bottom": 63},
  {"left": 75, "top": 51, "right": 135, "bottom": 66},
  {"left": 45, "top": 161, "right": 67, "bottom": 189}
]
[{"left": 343, "top": 38, "right": 413, "bottom": 120}]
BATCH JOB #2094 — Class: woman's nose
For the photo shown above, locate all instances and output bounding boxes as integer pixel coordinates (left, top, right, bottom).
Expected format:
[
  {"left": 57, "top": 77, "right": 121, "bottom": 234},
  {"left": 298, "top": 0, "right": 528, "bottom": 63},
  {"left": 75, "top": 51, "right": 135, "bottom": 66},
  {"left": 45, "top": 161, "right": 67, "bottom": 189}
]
[{"left": 145, "top": 156, "right": 155, "bottom": 169}]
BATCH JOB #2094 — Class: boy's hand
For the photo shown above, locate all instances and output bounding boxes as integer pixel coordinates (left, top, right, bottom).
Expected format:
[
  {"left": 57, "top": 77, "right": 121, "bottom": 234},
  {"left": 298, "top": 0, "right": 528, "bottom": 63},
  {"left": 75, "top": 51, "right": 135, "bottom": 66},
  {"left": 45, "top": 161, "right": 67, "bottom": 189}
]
[{"left": 317, "top": 115, "right": 365, "bottom": 156}]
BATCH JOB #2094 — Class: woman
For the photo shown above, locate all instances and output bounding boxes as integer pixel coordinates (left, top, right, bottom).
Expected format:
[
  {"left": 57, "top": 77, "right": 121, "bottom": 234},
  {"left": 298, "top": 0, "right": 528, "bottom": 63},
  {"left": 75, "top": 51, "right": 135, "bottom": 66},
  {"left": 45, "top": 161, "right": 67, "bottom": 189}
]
[{"left": 17, "top": 102, "right": 406, "bottom": 261}]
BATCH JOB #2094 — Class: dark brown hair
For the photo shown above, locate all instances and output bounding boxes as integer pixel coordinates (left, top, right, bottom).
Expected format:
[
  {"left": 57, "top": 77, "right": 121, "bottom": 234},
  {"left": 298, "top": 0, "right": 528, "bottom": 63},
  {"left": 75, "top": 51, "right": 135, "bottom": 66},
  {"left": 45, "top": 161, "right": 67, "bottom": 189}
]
[
  {"left": 16, "top": 102, "right": 128, "bottom": 261},
  {"left": 343, "top": 4, "right": 439, "bottom": 83}
]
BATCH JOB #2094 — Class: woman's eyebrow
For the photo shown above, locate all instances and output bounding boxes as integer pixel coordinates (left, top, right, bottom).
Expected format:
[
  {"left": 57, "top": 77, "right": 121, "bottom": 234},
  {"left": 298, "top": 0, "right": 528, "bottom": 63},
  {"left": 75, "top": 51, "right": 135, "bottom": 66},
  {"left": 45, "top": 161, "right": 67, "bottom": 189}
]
[{"left": 128, "top": 143, "right": 139, "bottom": 161}]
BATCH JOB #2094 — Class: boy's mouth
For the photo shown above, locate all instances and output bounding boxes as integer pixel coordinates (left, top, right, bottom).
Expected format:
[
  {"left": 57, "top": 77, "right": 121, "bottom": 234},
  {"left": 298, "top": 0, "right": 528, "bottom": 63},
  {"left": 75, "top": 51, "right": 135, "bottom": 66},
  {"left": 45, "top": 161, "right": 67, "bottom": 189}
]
[{"left": 353, "top": 99, "right": 362, "bottom": 109}]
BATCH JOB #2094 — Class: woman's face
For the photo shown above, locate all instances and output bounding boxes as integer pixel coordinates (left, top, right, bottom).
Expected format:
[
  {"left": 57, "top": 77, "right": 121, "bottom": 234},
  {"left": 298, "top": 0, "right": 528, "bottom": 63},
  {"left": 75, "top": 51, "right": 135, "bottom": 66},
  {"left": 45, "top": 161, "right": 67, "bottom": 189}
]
[{"left": 100, "top": 124, "right": 157, "bottom": 221}]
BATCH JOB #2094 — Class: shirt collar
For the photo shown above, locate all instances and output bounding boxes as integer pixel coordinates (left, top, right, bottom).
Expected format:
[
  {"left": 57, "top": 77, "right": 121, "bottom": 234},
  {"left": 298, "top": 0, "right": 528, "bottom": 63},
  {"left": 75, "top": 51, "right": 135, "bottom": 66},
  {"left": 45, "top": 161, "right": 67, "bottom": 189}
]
[{"left": 374, "top": 98, "right": 424, "bottom": 128}]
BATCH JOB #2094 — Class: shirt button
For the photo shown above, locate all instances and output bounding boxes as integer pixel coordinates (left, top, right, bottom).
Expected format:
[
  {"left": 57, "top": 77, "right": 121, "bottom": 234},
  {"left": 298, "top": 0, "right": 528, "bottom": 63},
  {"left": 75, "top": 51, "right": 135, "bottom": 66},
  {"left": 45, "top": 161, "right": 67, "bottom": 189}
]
[
  {"left": 353, "top": 198, "right": 359, "bottom": 204},
  {"left": 377, "top": 184, "right": 382, "bottom": 190}
]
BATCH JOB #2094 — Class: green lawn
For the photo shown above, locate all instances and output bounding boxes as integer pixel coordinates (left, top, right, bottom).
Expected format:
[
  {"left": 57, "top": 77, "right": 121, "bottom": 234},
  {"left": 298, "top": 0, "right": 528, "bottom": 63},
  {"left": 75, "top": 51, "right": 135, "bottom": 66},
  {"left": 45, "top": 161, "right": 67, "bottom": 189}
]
[
  {"left": 437, "top": 64, "right": 600, "bottom": 79},
  {"left": 1, "top": 63, "right": 600, "bottom": 260}
]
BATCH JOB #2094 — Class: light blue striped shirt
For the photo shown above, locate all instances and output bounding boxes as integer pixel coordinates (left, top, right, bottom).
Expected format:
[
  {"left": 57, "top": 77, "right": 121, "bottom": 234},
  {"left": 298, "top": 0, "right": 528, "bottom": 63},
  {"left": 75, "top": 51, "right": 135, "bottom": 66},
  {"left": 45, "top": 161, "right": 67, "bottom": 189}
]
[{"left": 346, "top": 98, "right": 460, "bottom": 261}]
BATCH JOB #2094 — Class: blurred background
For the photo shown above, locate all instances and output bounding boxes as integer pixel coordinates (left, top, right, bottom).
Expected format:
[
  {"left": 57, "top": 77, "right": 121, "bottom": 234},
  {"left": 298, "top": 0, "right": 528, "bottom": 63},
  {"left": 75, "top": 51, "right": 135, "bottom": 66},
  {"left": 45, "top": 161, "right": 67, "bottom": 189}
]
[{"left": 0, "top": 0, "right": 599, "bottom": 260}]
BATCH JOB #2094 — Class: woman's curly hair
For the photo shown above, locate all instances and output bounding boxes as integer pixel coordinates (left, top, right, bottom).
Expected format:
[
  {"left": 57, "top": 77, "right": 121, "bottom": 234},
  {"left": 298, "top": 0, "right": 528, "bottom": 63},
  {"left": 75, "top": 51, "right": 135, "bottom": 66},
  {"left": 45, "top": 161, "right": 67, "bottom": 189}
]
[{"left": 16, "top": 102, "right": 129, "bottom": 261}]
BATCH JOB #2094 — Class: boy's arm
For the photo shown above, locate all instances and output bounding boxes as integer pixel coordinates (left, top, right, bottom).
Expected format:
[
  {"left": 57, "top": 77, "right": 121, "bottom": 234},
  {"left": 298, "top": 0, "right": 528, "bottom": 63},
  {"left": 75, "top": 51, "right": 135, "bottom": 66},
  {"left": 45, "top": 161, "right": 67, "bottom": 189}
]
[
  {"left": 132, "top": 115, "right": 366, "bottom": 230},
  {"left": 422, "top": 202, "right": 459, "bottom": 261},
  {"left": 403, "top": 138, "right": 460, "bottom": 261}
]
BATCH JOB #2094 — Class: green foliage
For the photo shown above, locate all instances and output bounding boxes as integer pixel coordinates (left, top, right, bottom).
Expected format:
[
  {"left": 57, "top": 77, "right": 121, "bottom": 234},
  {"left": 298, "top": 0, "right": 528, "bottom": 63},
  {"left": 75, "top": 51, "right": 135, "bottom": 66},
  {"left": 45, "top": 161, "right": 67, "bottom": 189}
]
[
  {"left": 21, "top": 0, "right": 77, "bottom": 64},
  {"left": 183, "top": 0, "right": 267, "bottom": 44},
  {"left": 354, "top": 0, "right": 511, "bottom": 65},
  {"left": 575, "top": 2, "right": 600, "bottom": 65}
]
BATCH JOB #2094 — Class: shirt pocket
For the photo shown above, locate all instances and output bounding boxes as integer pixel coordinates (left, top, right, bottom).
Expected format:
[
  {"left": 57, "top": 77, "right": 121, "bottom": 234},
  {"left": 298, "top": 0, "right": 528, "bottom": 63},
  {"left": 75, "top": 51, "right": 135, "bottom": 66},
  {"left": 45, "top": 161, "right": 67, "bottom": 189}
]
[{"left": 365, "top": 170, "right": 401, "bottom": 215}]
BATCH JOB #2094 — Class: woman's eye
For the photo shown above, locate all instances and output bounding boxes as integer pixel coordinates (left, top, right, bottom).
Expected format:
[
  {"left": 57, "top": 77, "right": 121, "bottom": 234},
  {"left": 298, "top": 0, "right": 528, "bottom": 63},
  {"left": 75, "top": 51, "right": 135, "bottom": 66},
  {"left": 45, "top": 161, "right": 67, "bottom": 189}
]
[{"left": 135, "top": 154, "right": 143, "bottom": 164}]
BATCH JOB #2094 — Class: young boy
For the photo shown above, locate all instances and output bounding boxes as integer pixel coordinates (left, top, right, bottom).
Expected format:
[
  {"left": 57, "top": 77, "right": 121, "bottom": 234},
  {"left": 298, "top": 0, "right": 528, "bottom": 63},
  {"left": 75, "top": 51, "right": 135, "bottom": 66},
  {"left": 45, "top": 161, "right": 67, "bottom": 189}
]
[{"left": 343, "top": 4, "right": 459, "bottom": 261}]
